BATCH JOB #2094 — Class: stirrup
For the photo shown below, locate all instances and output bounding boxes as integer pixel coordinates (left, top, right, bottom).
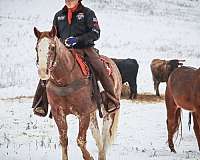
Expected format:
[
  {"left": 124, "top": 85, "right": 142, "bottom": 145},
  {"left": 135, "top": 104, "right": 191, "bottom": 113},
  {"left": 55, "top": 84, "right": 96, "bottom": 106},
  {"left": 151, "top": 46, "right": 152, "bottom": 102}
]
[{"left": 106, "top": 102, "right": 120, "bottom": 113}]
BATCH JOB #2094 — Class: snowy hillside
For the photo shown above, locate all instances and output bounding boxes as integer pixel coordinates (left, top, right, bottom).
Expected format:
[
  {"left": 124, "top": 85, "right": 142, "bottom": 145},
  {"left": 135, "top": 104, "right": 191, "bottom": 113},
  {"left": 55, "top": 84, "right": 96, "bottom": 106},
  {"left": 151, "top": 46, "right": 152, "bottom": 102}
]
[{"left": 0, "top": 0, "right": 200, "bottom": 97}]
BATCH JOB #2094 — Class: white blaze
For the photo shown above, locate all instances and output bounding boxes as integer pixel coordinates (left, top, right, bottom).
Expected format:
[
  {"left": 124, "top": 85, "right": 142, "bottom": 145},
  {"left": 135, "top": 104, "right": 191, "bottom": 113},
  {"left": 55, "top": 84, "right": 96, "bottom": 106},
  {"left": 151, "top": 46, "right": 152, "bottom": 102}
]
[{"left": 37, "top": 37, "right": 51, "bottom": 80}]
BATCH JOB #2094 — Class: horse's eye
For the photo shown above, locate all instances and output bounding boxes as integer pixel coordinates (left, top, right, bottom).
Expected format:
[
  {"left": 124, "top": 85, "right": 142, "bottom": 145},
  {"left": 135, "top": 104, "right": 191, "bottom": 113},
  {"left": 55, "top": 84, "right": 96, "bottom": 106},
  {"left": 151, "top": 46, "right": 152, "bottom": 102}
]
[{"left": 50, "top": 44, "right": 55, "bottom": 51}]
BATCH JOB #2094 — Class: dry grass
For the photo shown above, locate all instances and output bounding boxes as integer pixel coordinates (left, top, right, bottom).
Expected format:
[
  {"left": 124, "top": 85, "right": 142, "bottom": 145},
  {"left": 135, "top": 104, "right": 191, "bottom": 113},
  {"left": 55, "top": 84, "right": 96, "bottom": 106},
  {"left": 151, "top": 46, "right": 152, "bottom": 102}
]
[
  {"left": 0, "top": 96, "right": 33, "bottom": 101},
  {"left": 0, "top": 88, "right": 164, "bottom": 104},
  {"left": 121, "top": 93, "right": 164, "bottom": 103},
  {"left": 121, "top": 84, "right": 164, "bottom": 103}
]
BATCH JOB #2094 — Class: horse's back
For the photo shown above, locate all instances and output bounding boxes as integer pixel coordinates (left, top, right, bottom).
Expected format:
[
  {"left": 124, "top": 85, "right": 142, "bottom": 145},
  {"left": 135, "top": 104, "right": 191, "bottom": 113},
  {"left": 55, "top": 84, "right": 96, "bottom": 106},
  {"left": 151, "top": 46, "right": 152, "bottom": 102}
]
[
  {"left": 168, "top": 66, "right": 196, "bottom": 90},
  {"left": 167, "top": 66, "right": 197, "bottom": 110},
  {"left": 100, "top": 55, "right": 122, "bottom": 98}
]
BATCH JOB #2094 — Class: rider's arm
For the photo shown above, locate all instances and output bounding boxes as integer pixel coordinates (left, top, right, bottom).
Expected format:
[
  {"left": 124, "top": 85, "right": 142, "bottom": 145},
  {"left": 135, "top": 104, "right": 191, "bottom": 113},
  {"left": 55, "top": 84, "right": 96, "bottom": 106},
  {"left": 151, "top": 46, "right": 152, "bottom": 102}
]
[{"left": 77, "top": 9, "right": 100, "bottom": 44}]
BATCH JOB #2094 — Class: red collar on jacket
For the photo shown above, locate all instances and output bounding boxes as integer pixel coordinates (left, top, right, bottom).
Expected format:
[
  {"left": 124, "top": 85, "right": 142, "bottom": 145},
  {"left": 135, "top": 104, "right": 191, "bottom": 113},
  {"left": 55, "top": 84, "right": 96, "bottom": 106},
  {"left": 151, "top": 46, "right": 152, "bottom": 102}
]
[{"left": 64, "top": 3, "right": 82, "bottom": 25}]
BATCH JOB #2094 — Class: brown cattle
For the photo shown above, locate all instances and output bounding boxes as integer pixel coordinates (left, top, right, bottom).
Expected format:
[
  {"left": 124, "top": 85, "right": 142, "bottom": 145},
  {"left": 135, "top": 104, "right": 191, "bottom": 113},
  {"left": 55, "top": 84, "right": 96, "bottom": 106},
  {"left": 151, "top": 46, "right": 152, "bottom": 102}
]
[{"left": 150, "top": 59, "right": 185, "bottom": 96}]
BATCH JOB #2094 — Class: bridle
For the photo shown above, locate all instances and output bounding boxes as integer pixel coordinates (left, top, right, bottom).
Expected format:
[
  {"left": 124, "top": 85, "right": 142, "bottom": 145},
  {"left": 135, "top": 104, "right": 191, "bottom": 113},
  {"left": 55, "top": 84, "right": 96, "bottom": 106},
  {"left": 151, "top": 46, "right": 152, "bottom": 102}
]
[
  {"left": 35, "top": 37, "right": 57, "bottom": 72},
  {"left": 47, "top": 39, "right": 57, "bottom": 71},
  {"left": 35, "top": 36, "right": 76, "bottom": 75}
]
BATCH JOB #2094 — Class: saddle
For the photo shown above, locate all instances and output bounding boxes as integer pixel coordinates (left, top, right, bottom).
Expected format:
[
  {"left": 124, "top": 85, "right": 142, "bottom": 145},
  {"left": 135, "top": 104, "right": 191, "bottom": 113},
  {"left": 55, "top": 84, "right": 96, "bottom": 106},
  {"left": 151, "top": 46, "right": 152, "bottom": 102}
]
[{"left": 74, "top": 52, "right": 112, "bottom": 77}]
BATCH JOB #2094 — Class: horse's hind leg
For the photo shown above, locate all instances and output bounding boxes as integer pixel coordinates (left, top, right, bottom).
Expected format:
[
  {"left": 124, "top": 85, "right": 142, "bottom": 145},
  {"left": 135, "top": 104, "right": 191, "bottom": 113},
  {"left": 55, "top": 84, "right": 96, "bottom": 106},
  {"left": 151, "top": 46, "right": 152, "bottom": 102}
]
[
  {"left": 77, "top": 115, "right": 93, "bottom": 160},
  {"left": 192, "top": 112, "right": 200, "bottom": 151},
  {"left": 90, "top": 112, "right": 105, "bottom": 160},
  {"left": 52, "top": 110, "right": 68, "bottom": 160},
  {"left": 165, "top": 86, "right": 180, "bottom": 153}
]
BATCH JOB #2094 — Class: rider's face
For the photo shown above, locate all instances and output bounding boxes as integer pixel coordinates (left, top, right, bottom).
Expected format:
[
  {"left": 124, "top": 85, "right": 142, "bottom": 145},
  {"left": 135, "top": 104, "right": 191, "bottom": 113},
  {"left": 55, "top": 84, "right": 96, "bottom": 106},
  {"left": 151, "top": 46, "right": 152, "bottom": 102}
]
[{"left": 65, "top": 0, "right": 79, "bottom": 8}]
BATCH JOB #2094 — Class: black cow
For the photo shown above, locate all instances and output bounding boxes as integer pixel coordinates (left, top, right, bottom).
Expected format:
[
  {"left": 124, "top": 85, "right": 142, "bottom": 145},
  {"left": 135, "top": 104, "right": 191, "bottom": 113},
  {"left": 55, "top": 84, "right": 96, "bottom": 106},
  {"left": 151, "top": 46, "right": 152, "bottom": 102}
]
[{"left": 112, "top": 58, "right": 139, "bottom": 99}]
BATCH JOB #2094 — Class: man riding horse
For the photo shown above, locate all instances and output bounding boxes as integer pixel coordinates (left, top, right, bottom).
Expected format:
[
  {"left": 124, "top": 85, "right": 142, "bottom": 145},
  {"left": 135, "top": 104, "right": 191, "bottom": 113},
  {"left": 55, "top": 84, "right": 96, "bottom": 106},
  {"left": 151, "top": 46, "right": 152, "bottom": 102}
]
[{"left": 32, "top": 0, "right": 120, "bottom": 117}]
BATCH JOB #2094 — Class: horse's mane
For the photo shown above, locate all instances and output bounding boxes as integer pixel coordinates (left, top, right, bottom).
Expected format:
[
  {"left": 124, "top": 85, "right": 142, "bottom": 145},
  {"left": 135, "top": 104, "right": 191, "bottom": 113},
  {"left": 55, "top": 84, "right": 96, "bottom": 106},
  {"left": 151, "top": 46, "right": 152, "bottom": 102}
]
[{"left": 54, "top": 36, "right": 71, "bottom": 56}]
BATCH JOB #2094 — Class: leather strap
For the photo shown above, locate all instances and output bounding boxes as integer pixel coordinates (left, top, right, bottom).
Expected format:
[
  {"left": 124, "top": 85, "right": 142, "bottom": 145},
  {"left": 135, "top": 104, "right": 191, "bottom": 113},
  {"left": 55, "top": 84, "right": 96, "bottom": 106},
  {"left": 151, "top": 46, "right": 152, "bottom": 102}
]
[{"left": 47, "top": 78, "right": 90, "bottom": 96}]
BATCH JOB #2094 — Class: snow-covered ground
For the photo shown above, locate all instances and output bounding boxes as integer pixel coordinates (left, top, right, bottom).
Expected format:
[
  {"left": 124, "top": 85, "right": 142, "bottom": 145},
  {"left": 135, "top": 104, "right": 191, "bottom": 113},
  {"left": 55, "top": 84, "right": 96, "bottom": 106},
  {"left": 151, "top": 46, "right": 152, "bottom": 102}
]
[
  {"left": 0, "top": 98, "right": 199, "bottom": 160},
  {"left": 0, "top": 0, "right": 200, "bottom": 159}
]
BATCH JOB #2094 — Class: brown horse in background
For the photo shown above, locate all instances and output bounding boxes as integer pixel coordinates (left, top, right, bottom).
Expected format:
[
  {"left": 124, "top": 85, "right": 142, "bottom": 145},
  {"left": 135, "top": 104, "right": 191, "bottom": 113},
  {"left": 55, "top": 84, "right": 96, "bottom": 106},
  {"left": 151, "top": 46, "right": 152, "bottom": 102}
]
[
  {"left": 165, "top": 66, "right": 200, "bottom": 152},
  {"left": 33, "top": 26, "right": 122, "bottom": 160}
]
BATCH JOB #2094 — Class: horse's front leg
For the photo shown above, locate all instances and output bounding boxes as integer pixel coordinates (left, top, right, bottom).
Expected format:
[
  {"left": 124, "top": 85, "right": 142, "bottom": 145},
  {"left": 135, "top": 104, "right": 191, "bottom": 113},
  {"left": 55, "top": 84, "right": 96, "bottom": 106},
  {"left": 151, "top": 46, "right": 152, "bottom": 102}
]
[
  {"left": 52, "top": 107, "right": 68, "bottom": 160},
  {"left": 193, "top": 112, "right": 200, "bottom": 151},
  {"left": 90, "top": 112, "right": 105, "bottom": 160},
  {"left": 77, "top": 114, "right": 93, "bottom": 160}
]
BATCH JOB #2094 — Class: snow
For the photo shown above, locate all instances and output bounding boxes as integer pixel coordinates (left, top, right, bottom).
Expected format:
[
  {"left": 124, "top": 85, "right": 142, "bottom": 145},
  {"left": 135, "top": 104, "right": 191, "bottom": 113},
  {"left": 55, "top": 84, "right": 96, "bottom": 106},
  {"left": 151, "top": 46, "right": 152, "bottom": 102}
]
[
  {"left": 0, "top": 0, "right": 200, "bottom": 159},
  {"left": 0, "top": 99, "right": 199, "bottom": 160}
]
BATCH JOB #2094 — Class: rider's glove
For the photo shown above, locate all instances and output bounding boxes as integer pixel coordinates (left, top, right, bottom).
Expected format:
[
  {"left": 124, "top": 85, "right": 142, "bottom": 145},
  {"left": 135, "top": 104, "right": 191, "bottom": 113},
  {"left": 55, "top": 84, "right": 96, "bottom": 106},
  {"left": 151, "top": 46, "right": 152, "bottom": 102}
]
[{"left": 65, "top": 36, "right": 78, "bottom": 47}]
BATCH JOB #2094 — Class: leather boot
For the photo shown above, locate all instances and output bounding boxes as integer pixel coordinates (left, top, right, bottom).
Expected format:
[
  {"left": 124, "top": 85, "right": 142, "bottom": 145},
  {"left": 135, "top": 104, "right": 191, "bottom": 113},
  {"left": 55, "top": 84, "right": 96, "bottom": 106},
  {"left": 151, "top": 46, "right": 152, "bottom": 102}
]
[
  {"left": 32, "top": 80, "right": 49, "bottom": 117},
  {"left": 83, "top": 48, "right": 120, "bottom": 113}
]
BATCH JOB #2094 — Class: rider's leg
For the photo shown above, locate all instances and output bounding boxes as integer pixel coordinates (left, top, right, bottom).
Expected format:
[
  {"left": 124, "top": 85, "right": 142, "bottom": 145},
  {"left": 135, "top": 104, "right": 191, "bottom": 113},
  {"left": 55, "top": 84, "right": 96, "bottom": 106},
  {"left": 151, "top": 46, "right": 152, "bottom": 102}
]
[
  {"left": 82, "top": 48, "right": 120, "bottom": 113},
  {"left": 32, "top": 80, "right": 49, "bottom": 117}
]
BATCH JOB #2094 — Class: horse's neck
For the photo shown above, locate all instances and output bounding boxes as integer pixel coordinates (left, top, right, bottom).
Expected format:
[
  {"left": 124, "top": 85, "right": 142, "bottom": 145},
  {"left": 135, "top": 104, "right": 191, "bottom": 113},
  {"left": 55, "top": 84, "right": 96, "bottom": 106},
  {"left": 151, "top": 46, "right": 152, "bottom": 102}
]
[
  {"left": 50, "top": 38, "right": 81, "bottom": 85},
  {"left": 56, "top": 37, "right": 74, "bottom": 72}
]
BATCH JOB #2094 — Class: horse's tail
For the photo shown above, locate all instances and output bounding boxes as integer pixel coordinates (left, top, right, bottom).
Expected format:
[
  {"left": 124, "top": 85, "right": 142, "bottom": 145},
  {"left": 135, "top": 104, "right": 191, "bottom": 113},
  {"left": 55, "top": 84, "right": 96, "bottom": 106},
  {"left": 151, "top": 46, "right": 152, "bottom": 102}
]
[
  {"left": 174, "top": 108, "right": 183, "bottom": 145},
  {"left": 102, "top": 110, "right": 120, "bottom": 152}
]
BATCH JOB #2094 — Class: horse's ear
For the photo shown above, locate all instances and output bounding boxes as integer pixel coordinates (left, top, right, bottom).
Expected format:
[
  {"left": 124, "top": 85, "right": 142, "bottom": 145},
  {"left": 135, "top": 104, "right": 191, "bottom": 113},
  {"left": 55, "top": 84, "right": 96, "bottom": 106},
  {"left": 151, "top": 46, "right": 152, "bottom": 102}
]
[
  {"left": 49, "top": 26, "right": 57, "bottom": 38},
  {"left": 34, "top": 27, "right": 41, "bottom": 38}
]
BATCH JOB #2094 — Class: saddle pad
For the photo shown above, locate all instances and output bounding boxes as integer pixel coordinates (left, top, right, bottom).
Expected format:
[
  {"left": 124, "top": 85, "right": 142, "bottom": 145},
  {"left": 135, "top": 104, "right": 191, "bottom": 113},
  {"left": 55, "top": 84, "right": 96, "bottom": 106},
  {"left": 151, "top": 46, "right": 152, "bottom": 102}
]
[
  {"left": 74, "top": 53, "right": 90, "bottom": 76},
  {"left": 73, "top": 51, "right": 112, "bottom": 76}
]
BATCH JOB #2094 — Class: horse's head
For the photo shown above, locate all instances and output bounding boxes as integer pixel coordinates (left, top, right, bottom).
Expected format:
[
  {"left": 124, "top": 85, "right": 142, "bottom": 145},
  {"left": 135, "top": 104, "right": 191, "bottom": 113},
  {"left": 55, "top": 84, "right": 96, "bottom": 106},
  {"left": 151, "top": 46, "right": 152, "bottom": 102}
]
[{"left": 34, "top": 26, "right": 57, "bottom": 80}]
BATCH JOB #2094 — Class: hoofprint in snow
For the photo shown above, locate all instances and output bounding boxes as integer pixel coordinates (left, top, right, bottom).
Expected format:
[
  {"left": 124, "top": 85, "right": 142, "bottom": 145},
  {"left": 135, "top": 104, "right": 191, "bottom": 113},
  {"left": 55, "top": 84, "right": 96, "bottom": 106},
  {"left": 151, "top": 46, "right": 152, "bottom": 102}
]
[
  {"left": 0, "top": 0, "right": 200, "bottom": 159},
  {"left": 0, "top": 98, "right": 200, "bottom": 160}
]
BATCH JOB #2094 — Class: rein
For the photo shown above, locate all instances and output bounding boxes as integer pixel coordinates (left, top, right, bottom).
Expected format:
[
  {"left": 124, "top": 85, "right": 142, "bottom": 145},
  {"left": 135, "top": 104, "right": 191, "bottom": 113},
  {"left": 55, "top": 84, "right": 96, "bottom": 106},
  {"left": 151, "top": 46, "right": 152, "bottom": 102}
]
[
  {"left": 49, "top": 51, "right": 77, "bottom": 87},
  {"left": 48, "top": 41, "right": 57, "bottom": 71}
]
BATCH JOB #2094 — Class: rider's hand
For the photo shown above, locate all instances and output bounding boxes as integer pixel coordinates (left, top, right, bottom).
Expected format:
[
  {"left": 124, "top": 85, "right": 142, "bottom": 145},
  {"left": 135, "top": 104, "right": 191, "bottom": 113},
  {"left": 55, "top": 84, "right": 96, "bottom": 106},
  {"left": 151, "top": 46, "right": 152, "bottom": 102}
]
[{"left": 65, "top": 37, "right": 77, "bottom": 47}]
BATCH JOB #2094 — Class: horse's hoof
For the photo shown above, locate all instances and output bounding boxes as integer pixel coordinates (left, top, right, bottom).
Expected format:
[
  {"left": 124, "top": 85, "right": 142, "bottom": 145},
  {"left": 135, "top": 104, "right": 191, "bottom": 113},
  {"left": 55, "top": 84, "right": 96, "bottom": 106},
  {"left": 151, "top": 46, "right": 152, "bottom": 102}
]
[
  {"left": 90, "top": 156, "right": 94, "bottom": 160},
  {"left": 171, "top": 149, "right": 176, "bottom": 153}
]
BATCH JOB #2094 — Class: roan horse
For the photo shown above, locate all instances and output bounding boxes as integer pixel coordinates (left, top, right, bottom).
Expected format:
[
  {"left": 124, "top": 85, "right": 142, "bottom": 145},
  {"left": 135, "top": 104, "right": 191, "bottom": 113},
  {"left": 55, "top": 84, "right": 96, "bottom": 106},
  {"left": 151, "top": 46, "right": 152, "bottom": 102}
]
[
  {"left": 33, "top": 26, "right": 122, "bottom": 160},
  {"left": 165, "top": 66, "right": 200, "bottom": 152}
]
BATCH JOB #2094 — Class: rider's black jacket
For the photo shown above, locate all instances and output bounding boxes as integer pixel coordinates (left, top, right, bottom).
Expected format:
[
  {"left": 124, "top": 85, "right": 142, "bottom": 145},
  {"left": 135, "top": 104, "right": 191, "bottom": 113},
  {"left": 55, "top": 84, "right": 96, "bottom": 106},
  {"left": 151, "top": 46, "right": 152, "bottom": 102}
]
[{"left": 53, "top": 3, "right": 100, "bottom": 49}]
